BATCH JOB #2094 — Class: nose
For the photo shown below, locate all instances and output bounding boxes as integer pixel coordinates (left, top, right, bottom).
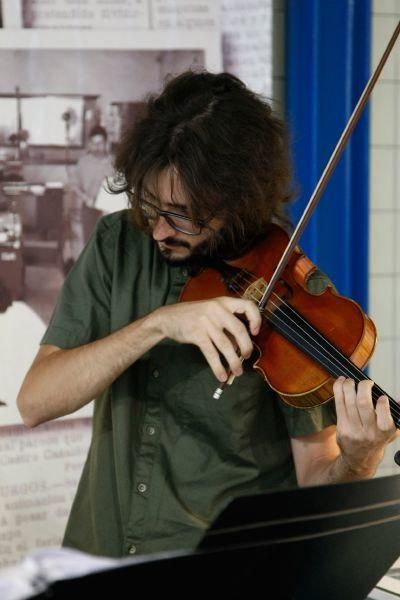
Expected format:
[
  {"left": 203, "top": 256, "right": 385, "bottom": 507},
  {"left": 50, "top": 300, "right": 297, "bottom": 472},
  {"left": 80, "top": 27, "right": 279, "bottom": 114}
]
[{"left": 151, "top": 215, "right": 177, "bottom": 241}]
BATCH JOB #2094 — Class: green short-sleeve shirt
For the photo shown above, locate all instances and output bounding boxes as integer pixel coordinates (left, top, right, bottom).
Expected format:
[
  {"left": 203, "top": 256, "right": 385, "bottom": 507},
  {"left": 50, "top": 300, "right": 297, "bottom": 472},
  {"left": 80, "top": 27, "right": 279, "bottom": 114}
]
[{"left": 42, "top": 211, "right": 337, "bottom": 558}]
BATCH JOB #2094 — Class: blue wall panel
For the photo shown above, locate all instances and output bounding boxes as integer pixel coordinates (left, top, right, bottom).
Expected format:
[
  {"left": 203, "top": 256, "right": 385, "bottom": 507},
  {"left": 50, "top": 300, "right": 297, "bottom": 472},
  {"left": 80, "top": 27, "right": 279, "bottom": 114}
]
[{"left": 286, "top": 0, "right": 371, "bottom": 310}]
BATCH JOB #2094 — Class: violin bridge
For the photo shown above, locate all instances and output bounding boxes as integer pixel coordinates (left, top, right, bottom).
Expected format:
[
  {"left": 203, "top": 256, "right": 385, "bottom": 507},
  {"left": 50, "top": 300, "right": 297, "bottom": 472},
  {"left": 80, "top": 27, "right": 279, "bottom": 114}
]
[
  {"left": 243, "top": 277, "right": 292, "bottom": 313},
  {"left": 243, "top": 277, "right": 268, "bottom": 307}
]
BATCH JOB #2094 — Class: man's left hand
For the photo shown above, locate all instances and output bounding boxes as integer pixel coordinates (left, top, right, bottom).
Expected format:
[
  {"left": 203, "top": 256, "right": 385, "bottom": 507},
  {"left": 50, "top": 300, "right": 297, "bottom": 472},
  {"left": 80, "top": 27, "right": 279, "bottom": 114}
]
[{"left": 333, "top": 377, "right": 399, "bottom": 477}]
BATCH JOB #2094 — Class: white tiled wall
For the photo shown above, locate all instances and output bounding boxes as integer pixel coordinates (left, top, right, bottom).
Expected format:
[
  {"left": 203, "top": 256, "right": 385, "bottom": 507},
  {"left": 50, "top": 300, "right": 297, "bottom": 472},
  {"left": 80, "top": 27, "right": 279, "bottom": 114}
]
[{"left": 369, "top": 1, "right": 400, "bottom": 476}]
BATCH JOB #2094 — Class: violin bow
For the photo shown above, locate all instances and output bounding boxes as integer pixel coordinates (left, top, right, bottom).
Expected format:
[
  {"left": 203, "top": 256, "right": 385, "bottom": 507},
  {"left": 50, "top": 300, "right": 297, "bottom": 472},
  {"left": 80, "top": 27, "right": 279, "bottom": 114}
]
[{"left": 258, "top": 19, "right": 400, "bottom": 312}]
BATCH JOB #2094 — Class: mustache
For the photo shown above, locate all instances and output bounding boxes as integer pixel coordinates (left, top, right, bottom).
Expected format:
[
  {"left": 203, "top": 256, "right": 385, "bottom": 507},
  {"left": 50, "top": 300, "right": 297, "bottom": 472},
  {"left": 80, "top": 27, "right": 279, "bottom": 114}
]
[{"left": 160, "top": 238, "right": 191, "bottom": 249}]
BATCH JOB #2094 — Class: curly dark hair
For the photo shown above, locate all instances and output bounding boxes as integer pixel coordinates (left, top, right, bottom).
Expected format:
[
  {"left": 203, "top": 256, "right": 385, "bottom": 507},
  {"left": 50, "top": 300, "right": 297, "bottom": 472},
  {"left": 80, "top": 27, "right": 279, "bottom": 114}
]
[{"left": 111, "top": 70, "right": 292, "bottom": 251}]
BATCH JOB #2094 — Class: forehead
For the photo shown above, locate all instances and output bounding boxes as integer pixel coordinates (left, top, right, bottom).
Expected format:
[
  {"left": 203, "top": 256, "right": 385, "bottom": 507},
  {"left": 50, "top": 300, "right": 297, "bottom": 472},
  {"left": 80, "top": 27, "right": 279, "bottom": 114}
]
[{"left": 146, "top": 168, "right": 189, "bottom": 208}]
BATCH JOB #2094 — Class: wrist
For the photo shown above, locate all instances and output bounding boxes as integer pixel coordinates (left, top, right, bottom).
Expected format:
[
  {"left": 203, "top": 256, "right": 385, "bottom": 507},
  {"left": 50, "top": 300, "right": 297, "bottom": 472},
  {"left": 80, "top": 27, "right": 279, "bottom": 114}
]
[
  {"left": 137, "top": 308, "right": 167, "bottom": 344},
  {"left": 147, "top": 305, "right": 169, "bottom": 340},
  {"left": 338, "top": 453, "right": 377, "bottom": 480}
]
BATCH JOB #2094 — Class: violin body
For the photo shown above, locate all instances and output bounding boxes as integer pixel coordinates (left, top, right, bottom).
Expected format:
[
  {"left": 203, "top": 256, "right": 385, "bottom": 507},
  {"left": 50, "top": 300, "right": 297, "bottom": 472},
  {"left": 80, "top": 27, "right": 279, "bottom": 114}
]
[{"left": 179, "top": 225, "right": 377, "bottom": 409}]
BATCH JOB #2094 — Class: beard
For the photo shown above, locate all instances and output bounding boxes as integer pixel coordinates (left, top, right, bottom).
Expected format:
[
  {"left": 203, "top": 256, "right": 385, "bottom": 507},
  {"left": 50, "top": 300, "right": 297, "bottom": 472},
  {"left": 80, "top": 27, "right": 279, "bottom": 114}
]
[
  {"left": 156, "top": 237, "right": 212, "bottom": 267},
  {"left": 157, "top": 239, "right": 191, "bottom": 255},
  {"left": 156, "top": 225, "right": 253, "bottom": 269}
]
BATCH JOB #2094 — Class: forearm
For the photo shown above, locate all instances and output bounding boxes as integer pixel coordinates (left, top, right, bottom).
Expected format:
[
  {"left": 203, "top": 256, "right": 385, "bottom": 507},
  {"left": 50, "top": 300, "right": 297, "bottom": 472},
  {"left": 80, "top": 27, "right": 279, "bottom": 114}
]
[
  {"left": 291, "top": 427, "right": 380, "bottom": 488},
  {"left": 17, "top": 311, "right": 164, "bottom": 427},
  {"left": 298, "top": 453, "right": 377, "bottom": 487}
]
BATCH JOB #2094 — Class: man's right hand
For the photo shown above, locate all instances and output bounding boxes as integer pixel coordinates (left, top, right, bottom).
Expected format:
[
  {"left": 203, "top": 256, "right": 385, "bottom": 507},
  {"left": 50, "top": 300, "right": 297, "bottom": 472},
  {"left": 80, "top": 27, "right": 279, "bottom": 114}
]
[{"left": 153, "top": 296, "right": 262, "bottom": 382}]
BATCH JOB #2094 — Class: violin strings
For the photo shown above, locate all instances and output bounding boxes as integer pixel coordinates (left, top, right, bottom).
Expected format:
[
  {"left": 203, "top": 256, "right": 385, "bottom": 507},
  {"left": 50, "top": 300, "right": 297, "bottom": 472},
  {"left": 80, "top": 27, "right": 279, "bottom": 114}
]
[
  {"left": 232, "top": 270, "right": 400, "bottom": 420},
  {"left": 226, "top": 270, "right": 400, "bottom": 421},
  {"left": 256, "top": 290, "right": 400, "bottom": 420},
  {"left": 241, "top": 275, "right": 400, "bottom": 421},
  {"left": 229, "top": 270, "right": 364, "bottom": 384},
  {"left": 230, "top": 269, "right": 381, "bottom": 388},
  {"left": 263, "top": 300, "right": 400, "bottom": 420}
]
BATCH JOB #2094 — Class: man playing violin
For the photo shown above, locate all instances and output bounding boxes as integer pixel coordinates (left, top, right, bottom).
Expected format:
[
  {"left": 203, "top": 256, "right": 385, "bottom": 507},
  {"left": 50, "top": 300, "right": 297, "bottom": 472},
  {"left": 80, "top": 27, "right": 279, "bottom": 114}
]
[{"left": 17, "top": 70, "right": 399, "bottom": 558}]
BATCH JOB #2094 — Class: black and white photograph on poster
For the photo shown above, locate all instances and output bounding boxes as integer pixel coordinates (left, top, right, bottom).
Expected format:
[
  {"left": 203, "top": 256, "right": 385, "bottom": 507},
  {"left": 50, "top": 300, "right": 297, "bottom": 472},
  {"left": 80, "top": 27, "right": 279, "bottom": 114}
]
[{"left": 0, "top": 29, "right": 221, "bottom": 427}]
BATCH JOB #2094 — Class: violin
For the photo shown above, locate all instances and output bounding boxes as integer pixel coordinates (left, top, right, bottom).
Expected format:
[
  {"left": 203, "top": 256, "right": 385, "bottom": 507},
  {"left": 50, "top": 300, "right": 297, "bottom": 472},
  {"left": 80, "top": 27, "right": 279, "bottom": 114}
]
[
  {"left": 179, "top": 224, "right": 399, "bottom": 431},
  {"left": 179, "top": 20, "right": 400, "bottom": 435}
]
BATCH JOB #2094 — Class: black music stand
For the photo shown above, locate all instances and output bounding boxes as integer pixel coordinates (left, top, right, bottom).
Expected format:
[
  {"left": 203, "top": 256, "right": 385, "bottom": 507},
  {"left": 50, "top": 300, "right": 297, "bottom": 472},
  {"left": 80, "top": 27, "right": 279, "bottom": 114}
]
[{"left": 30, "top": 474, "right": 400, "bottom": 600}]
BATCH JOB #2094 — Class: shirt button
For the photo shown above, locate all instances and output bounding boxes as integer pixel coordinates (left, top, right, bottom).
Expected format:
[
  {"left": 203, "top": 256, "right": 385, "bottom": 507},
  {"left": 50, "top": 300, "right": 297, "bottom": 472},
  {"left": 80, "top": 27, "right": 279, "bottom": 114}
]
[
  {"left": 182, "top": 268, "right": 188, "bottom": 277},
  {"left": 152, "top": 369, "right": 160, "bottom": 379},
  {"left": 147, "top": 425, "right": 156, "bottom": 436},
  {"left": 128, "top": 544, "right": 137, "bottom": 555},
  {"left": 137, "top": 483, "right": 147, "bottom": 493}
]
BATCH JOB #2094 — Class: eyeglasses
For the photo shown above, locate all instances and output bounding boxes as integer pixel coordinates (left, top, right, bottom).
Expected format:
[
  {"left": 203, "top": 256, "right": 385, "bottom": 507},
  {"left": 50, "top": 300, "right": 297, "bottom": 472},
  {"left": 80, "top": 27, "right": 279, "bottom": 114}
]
[{"left": 138, "top": 197, "right": 209, "bottom": 236}]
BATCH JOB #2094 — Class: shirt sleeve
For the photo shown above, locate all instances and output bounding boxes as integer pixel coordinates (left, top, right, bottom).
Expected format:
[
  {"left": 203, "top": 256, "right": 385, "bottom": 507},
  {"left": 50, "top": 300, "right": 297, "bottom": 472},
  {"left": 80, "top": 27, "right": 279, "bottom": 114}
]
[
  {"left": 277, "top": 268, "right": 338, "bottom": 436},
  {"left": 41, "top": 216, "right": 115, "bottom": 349}
]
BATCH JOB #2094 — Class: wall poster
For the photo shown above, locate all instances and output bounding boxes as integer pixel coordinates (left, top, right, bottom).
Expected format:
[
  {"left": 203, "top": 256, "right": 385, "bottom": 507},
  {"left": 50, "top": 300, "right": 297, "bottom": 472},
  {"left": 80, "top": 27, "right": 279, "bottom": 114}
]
[
  {"left": 0, "top": 6, "right": 222, "bottom": 568},
  {"left": 0, "top": 0, "right": 272, "bottom": 572}
]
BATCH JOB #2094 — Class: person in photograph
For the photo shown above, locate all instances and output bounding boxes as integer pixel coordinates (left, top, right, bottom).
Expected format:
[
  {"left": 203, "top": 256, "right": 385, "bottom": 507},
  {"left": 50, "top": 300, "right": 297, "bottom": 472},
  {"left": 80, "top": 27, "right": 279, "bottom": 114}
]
[
  {"left": 64, "top": 125, "right": 114, "bottom": 271},
  {"left": 17, "top": 71, "right": 399, "bottom": 558}
]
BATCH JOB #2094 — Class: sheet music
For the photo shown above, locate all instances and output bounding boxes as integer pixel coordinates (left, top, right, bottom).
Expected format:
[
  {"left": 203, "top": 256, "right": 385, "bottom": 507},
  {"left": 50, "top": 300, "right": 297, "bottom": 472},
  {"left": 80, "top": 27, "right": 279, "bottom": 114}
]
[
  {"left": 0, "top": 545, "right": 191, "bottom": 600},
  {"left": 0, "top": 547, "right": 117, "bottom": 600}
]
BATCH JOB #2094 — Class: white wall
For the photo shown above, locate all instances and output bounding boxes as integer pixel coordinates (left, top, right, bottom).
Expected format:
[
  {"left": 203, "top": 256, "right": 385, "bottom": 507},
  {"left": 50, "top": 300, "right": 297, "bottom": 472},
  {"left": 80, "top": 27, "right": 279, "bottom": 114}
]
[{"left": 369, "top": 0, "right": 400, "bottom": 476}]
